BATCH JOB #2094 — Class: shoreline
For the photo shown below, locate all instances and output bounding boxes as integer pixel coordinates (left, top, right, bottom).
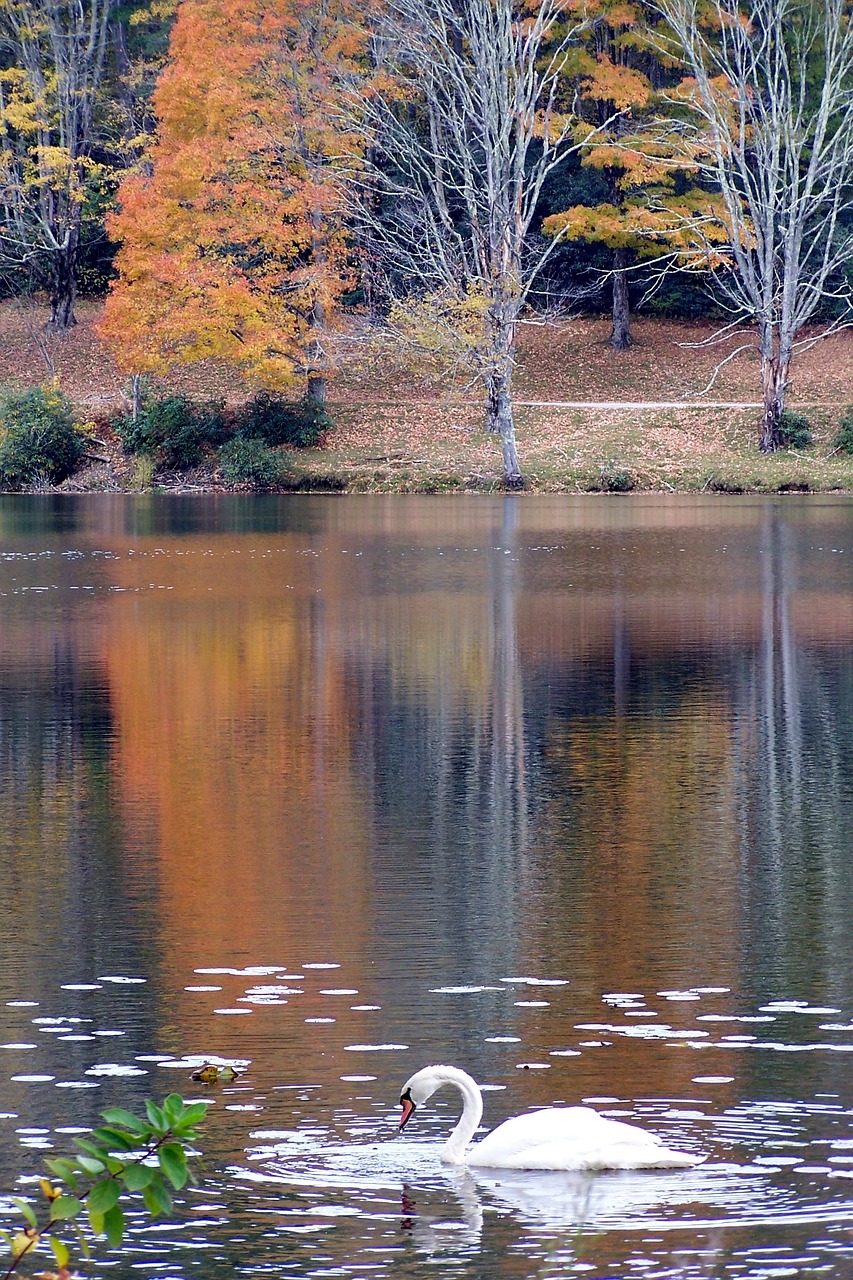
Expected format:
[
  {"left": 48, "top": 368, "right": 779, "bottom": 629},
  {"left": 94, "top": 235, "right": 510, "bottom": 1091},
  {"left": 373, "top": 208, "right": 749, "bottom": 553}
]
[
  {"left": 1, "top": 305, "right": 852, "bottom": 495},
  {"left": 37, "top": 401, "right": 853, "bottom": 497}
]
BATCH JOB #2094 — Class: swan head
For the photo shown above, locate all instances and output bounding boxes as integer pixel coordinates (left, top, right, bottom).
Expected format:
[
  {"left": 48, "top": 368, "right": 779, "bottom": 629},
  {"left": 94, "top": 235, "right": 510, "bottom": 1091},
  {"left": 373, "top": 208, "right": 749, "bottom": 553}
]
[
  {"left": 399, "top": 1066, "right": 444, "bottom": 1130},
  {"left": 398, "top": 1065, "right": 482, "bottom": 1136}
]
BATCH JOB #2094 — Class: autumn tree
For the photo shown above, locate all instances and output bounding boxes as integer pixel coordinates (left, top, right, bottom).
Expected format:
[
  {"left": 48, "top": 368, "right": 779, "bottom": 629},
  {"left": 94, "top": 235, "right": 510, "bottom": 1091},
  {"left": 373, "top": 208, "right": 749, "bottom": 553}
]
[
  {"left": 654, "top": 0, "right": 853, "bottom": 451},
  {"left": 543, "top": 0, "right": 727, "bottom": 349},
  {"left": 351, "top": 0, "right": 591, "bottom": 488},
  {"left": 100, "top": 0, "right": 362, "bottom": 401},
  {"left": 0, "top": 0, "right": 119, "bottom": 327}
]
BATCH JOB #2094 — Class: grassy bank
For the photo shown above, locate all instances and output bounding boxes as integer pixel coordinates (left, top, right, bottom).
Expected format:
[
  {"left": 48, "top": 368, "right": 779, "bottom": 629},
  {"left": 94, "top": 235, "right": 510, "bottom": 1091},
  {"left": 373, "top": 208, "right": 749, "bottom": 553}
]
[
  {"left": 281, "top": 403, "right": 853, "bottom": 494},
  {"left": 1, "top": 301, "right": 852, "bottom": 493}
]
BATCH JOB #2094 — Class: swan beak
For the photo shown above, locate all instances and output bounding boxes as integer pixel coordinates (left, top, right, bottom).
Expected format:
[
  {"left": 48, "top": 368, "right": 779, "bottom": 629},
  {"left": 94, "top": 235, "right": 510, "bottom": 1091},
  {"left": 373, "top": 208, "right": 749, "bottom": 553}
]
[{"left": 399, "top": 1093, "right": 416, "bottom": 1131}]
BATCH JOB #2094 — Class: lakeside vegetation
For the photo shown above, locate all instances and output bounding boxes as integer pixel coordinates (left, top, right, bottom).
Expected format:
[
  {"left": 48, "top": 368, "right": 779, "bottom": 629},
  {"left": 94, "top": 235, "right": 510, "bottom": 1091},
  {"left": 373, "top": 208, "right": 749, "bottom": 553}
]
[
  {"left": 1, "top": 0, "right": 853, "bottom": 490},
  {"left": 0, "top": 303, "right": 851, "bottom": 494}
]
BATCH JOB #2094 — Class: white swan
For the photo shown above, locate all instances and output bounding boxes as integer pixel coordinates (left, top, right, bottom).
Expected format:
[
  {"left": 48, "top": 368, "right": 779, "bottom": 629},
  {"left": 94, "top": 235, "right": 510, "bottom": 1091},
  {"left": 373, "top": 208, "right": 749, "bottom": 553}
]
[{"left": 398, "top": 1065, "right": 704, "bottom": 1171}]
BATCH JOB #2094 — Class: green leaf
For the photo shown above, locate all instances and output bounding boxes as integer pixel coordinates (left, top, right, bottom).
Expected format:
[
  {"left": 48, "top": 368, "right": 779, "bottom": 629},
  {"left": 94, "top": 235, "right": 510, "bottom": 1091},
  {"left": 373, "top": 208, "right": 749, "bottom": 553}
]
[
  {"left": 49, "top": 1234, "right": 71, "bottom": 1268},
  {"left": 162, "top": 1093, "right": 185, "bottom": 1124},
  {"left": 122, "top": 1161, "right": 155, "bottom": 1191},
  {"left": 172, "top": 1101, "right": 208, "bottom": 1130},
  {"left": 10, "top": 1197, "right": 37, "bottom": 1229},
  {"left": 0, "top": 1229, "right": 13, "bottom": 1247},
  {"left": 45, "top": 1157, "right": 79, "bottom": 1186},
  {"left": 145, "top": 1100, "right": 167, "bottom": 1131},
  {"left": 142, "top": 1177, "right": 172, "bottom": 1217},
  {"left": 74, "top": 1218, "right": 91, "bottom": 1259},
  {"left": 87, "top": 1204, "right": 105, "bottom": 1237},
  {"left": 100, "top": 1107, "right": 150, "bottom": 1135},
  {"left": 103, "top": 1203, "right": 125, "bottom": 1248},
  {"left": 158, "top": 1143, "right": 188, "bottom": 1190},
  {"left": 74, "top": 1136, "right": 112, "bottom": 1161},
  {"left": 49, "top": 1195, "right": 84, "bottom": 1222},
  {"left": 88, "top": 1178, "right": 121, "bottom": 1215},
  {"left": 76, "top": 1155, "right": 106, "bottom": 1177},
  {"left": 92, "top": 1125, "right": 141, "bottom": 1151}
]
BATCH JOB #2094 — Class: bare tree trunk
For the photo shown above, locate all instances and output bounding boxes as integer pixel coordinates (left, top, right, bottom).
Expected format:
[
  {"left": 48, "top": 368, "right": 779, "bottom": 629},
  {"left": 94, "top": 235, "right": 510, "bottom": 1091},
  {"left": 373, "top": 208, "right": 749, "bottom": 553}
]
[
  {"left": 484, "top": 309, "right": 523, "bottom": 488},
  {"left": 486, "top": 377, "right": 523, "bottom": 489},
  {"left": 48, "top": 227, "right": 80, "bottom": 330},
  {"left": 307, "top": 373, "right": 327, "bottom": 406},
  {"left": 759, "top": 345, "right": 789, "bottom": 453},
  {"left": 609, "top": 247, "right": 632, "bottom": 350},
  {"left": 352, "top": 0, "right": 588, "bottom": 491}
]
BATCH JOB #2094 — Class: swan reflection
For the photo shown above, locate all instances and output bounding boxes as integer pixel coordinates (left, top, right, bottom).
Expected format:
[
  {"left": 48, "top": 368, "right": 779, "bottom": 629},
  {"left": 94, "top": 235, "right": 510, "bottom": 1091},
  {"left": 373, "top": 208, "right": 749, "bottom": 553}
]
[{"left": 397, "top": 1160, "right": 777, "bottom": 1257}]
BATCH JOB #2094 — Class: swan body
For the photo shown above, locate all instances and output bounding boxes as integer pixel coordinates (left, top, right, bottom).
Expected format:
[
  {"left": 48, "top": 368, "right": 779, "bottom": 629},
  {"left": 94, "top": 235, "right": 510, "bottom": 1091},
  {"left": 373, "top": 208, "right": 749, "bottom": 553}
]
[{"left": 398, "top": 1065, "right": 704, "bottom": 1171}]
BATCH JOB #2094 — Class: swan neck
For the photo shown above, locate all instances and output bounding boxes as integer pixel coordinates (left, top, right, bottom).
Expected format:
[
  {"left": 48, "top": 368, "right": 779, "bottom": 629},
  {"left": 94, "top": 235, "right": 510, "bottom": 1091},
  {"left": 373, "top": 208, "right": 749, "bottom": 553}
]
[{"left": 440, "top": 1069, "right": 483, "bottom": 1165}]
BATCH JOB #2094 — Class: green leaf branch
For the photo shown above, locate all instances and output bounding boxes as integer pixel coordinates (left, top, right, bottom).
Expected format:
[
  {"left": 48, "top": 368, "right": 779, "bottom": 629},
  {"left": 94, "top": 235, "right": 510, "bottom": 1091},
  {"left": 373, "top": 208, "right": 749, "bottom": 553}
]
[{"left": 1, "top": 1094, "right": 207, "bottom": 1279}]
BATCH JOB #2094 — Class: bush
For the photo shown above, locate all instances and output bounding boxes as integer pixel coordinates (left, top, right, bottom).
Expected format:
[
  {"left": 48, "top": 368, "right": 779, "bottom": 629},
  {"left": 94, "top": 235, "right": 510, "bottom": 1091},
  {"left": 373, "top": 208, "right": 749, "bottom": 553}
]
[
  {"left": 217, "top": 435, "right": 286, "bottom": 485},
  {"left": 0, "top": 385, "right": 83, "bottom": 488},
  {"left": 778, "top": 409, "right": 812, "bottom": 450},
  {"left": 832, "top": 407, "right": 853, "bottom": 455},
  {"left": 115, "top": 394, "right": 226, "bottom": 468},
  {"left": 597, "top": 461, "right": 635, "bottom": 492},
  {"left": 236, "top": 393, "right": 328, "bottom": 448}
]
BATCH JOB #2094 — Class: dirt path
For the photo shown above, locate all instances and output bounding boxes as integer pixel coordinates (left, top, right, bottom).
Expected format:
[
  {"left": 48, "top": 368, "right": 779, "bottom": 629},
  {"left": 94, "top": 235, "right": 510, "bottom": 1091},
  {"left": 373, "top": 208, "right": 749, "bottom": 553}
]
[{"left": 517, "top": 400, "right": 764, "bottom": 409}]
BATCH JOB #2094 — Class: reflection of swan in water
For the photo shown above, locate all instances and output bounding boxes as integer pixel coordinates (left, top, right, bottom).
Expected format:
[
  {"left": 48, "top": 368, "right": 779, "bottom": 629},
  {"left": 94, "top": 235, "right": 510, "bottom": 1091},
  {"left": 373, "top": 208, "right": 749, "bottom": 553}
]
[
  {"left": 399, "top": 1066, "right": 704, "bottom": 1170},
  {"left": 399, "top": 1164, "right": 720, "bottom": 1254},
  {"left": 400, "top": 1173, "right": 484, "bottom": 1254}
]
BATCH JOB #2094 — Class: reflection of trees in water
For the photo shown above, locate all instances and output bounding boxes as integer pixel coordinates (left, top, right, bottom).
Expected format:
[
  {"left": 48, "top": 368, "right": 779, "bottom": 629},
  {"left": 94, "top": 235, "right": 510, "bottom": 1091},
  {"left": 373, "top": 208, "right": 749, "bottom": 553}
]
[
  {"left": 362, "top": 499, "right": 536, "bottom": 987},
  {"left": 733, "top": 506, "right": 853, "bottom": 999},
  {"left": 527, "top": 502, "right": 853, "bottom": 1001},
  {"left": 0, "top": 646, "right": 161, "bottom": 1049}
]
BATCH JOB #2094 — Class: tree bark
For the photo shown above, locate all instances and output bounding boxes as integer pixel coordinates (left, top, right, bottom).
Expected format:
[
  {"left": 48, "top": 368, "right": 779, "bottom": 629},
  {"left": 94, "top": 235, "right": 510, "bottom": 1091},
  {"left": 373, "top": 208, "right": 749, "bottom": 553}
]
[
  {"left": 609, "top": 247, "right": 632, "bottom": 350},
  {"left": 307, "top": 374, "right": 327, "bottom": 406},
  {"left": 759, "top": 351, "right": 789, "bottom": 453},
  {"left": 486, "top": 368, "right": 523, "bottom": 489},
  {"left": 47, "top": 229, "right": 80, "bottom": 330}
]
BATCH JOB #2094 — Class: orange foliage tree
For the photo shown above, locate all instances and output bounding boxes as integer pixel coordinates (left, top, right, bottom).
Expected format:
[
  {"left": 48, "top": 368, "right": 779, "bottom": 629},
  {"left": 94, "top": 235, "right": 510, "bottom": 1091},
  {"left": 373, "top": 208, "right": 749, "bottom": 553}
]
[
  {"left": 99, "top": 0, "right": 364, "bottom": 402},
  {"left": 544, "top": 0, "right": 723, "bottom": 348}
]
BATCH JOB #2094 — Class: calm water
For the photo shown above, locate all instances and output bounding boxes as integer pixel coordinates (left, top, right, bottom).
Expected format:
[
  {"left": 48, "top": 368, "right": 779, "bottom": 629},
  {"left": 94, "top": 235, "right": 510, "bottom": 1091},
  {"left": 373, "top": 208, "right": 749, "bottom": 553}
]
[{"left": 1, "top": 493, "right": 852, "bottom": 1280}]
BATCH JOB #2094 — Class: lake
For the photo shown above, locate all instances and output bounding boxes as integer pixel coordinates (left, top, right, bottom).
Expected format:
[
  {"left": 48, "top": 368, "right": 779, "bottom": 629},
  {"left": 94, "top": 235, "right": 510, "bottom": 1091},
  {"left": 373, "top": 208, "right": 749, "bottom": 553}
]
[{"left": 1, "top": 492, "right": 852, "bottom": 1279}]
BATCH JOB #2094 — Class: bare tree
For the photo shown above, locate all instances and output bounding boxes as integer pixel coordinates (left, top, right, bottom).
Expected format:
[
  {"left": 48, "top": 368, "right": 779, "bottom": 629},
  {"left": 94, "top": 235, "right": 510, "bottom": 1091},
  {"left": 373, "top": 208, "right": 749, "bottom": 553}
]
[
  {"left": 0, "top": 0, "right": 117, "bottom": 328},
  {"left": 351, "top": 0, "right": 589, "bottom": 488},
  {"left": 655, "top": 0, "right": 853, "bottom": 451}
]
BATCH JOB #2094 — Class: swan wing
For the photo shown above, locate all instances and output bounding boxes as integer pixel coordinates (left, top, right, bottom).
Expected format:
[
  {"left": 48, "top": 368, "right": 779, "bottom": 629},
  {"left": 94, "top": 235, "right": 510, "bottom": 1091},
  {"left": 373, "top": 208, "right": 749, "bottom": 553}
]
[{"left": 468, "top": 1106, "right": 701, "bottom": 1171}]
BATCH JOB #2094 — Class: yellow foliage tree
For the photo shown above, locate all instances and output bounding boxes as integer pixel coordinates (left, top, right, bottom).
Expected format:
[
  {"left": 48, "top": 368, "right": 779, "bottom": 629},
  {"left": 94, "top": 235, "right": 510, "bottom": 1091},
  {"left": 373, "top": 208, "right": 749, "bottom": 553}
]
[
  {"left": 0, "top": 0, "right": 117, "bottom": 328},
  {"left": 99, "top": 0, "right": 364, "bottom": 401},
  {"left": 544, "top": 0, "right": 724, "bottom": 348}
]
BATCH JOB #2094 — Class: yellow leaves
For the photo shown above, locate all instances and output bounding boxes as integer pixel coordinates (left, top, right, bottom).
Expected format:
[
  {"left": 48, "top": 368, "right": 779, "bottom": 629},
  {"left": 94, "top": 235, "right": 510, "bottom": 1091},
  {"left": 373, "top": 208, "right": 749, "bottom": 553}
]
[
  {"left": 543, "top": 201, "right": 638, "bottom": 249},
  {"left": 384, "top": 287, "right": 491, "bottom": 376},
  {"left": 11, "top": 1229, "right": 38, "bottom": 1259},
  {"left": 128, "top": 0, "right": 177, "bottom": 22},
  {"left": 581, "top": 58, "right": 651, "bottom": 111},
  {"left": 189, "top": 1064, "right": 242, "bottom": 1084},
  {"left": 102, "top": 0, "right": 362, "bottom": 389},
  {"left": 543, "top": 189, "right": 730, "bottom": 262}
]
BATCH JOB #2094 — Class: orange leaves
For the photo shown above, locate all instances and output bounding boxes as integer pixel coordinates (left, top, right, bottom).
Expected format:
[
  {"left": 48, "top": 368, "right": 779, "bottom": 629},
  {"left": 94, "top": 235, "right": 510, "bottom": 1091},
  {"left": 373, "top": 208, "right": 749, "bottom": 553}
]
[
  {"left": 100, "top": 0, "right": 366, "bottom": 389},
  {"left": 581, "top": 58, "right": 651, "bottom": 111}
]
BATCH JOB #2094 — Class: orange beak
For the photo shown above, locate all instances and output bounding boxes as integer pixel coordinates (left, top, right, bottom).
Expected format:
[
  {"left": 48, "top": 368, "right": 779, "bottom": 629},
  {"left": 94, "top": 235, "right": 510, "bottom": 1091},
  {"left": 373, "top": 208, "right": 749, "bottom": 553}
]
[{"left": 399, "top": 1095, "right": 416, "bottom": 1130}]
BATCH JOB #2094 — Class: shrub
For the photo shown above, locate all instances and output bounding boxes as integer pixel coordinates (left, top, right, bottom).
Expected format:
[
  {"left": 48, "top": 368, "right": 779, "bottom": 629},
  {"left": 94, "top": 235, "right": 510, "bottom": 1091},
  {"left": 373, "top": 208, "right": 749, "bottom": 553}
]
[
  {"left": 217, "top": 435, "right": 286, "bottom": 485},
  {"left": 114, "top": 394, "right": 226, "bottom": 468},
  {"left": 597, "top": 461, "right": 635, "bottom": 492},
  {"left": 236, "top": 393, "right": 329, "bottom": 448},
  {"left": 832, "top": 407, "right": 853, "bottom": 455},
  {"left": 0, "top": 385, "right": 83, "bottom": 489},
  {"left": 777, "top": 409, "right": 812, "bottom": 450}
]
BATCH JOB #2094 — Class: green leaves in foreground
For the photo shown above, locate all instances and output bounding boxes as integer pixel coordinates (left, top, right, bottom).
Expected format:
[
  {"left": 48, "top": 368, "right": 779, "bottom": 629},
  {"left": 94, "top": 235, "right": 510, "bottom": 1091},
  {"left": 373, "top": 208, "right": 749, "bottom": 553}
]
[{"left": 1, "top": 1094, "right": 207, "bottom": 1278}]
